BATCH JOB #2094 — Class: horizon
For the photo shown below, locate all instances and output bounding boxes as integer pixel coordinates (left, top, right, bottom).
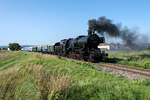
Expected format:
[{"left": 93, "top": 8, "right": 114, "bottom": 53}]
[{"left": 0, "top": 0, "right": 150, "bottom": 46}]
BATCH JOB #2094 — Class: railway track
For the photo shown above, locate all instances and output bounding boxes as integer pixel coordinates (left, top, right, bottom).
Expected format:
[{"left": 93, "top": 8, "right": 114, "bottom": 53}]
[
  {"left": 61, "top": 56, "right": 150, "bottom": 78},
  {"left": 102, "top": 63, "right": 150, "bottom": 77}
]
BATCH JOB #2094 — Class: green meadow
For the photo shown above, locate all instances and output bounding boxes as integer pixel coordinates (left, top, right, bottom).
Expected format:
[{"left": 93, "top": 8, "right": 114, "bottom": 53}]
[
  {"left": 106, "top": 50, "right": 150, "bottom": 69},
  {"left": 0, "top": 51, "right": 150, "bottom": 100}
]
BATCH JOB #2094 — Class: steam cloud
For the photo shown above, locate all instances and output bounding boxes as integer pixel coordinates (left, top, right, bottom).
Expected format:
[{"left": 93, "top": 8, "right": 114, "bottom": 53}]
[{"left": 88, "top": 16, "right": 148, "bottom": 50}]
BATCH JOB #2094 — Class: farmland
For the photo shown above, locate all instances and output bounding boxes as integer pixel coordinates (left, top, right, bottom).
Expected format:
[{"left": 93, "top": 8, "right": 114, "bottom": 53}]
[{"left": 0, "top": 51, "right": 150, "bottom": 100}]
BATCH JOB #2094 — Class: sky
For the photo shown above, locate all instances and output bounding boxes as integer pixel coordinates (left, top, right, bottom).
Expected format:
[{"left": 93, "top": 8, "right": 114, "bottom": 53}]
[{"left": 0, "top": 0, "right": 150, "bottom": 46}]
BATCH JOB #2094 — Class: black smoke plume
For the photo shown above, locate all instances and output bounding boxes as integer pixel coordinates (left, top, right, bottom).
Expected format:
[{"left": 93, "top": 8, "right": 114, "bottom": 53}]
[
  {"left": 88, "top": 16, "right": 120, "bottom": 37},
  {"left": 120, "top": 27, "right": 148, "bottom": 50},
  {"left": 88, "top": 16, "right": 148, "bottom": 50}
]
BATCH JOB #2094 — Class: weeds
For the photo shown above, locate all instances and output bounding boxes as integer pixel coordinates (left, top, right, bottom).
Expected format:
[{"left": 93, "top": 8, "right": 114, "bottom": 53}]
[
  {"left": 29, "top": 64, "right": 72, "bottom": 100},
  {"left": 0, "top": 64, "right": 71, "bottom": 100},
  {"left": 33, "top": 71, "right": 71, "bottom": 100},
  {"left": 0, "top": 67, "right": 26, "bottom": 100}
]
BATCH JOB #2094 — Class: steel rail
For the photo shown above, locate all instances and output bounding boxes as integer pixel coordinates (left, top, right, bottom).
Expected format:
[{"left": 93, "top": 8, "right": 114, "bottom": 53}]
[{"left": 102, "top": 63, "right": 150, "bottom": 77}]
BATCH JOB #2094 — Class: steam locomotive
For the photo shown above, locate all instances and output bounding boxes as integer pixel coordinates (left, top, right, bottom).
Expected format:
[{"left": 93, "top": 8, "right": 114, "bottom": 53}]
[{"left": 23, "top": 33, "right": 108, "bottom": 62}]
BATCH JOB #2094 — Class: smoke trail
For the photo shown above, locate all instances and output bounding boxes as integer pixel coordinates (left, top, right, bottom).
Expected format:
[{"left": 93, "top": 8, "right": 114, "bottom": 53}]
[
  {"left": 88, "top": 16, "right": 148, "bottom": 50},
  {"left": 88, "top": 16, "right": 120, "bottom": 37},
  {"left": 120, "top": 27, "right": 138, "bottom": 49},
  {"left": 118, "top": 25, "right": 148, "bottom": 50}
]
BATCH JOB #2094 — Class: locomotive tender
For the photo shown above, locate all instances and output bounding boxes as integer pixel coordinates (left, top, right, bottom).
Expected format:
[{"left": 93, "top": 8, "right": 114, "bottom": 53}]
[{"left": 23, "top": 33, "right": 108, "bottom": 62}]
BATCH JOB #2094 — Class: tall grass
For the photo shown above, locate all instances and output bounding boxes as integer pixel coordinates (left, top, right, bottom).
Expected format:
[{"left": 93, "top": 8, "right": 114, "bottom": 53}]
[
  {"left": 31, "top": 64, "right": 71, "bottom": 100},
  {"left": 0, "top": 66, "right": 25, "bottom": 100},
  {"left": 0, "top": 63, "right": 71, "bottom": 100}
]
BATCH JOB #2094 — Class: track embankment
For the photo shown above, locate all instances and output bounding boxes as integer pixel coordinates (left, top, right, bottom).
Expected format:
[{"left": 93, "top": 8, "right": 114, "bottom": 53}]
[
  {"left": 62, "top": 56, "right": 150, "bottom": 79},
  {"left": 101, "top": 63, "right": 150, "bottom": 77}
]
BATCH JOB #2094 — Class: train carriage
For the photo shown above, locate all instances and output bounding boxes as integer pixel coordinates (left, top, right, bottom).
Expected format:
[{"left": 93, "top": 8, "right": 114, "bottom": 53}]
[
  {"left": 48, "top": 45, "right": 55, "bottom": 54},
  {"left": 42, "top": 45, "right": 48, "bottom": 53},
  {"left": 32, "top": 46, "right": 37, "bottom": 52},
  {"left": 37, "top": 46, "right": 42, "bottom": 52}
]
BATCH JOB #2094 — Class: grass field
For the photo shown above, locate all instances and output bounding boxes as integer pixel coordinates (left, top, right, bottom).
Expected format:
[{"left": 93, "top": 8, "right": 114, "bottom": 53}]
[
  {"left": 0, "top": 51, "right": 150, "bottom": 100},
  {"left": 106, "top": 50, "right": 150, "bottom": 69}
]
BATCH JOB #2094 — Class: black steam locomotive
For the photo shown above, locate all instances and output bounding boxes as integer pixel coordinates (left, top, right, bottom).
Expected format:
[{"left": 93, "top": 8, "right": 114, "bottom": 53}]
[
  {"left": 24, "top": 33, "right": 108, "bottom": 62},
  {"left": 51, "top": 33, "right": 107, "bottom": 62}
]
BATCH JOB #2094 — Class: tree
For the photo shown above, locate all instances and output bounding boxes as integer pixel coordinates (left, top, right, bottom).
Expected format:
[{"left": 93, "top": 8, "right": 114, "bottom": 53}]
[{"left": 8, "top": 43, "right": 21, "bottom": 51}]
